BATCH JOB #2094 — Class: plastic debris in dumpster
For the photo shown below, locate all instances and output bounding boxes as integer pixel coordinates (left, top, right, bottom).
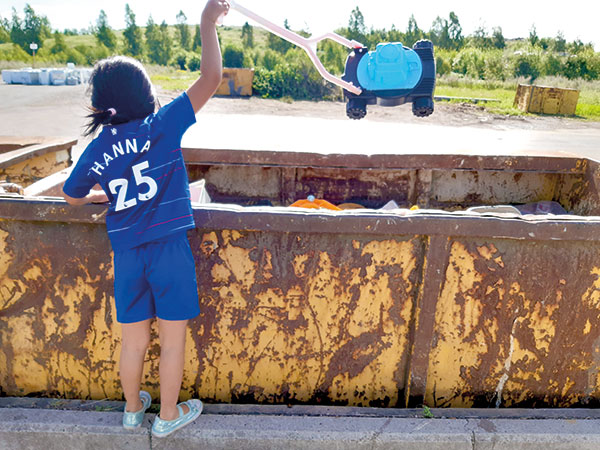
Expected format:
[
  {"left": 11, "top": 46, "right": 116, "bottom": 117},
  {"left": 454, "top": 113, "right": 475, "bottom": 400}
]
[
  {"left": 189, "top": 179, "right": 212, "bottom": 205},
  {"left": 468, "top": 201, "right": 569, "bottom": 215},
  {"left": 290, "top": 195, "right": 342, "bottom": 211}
]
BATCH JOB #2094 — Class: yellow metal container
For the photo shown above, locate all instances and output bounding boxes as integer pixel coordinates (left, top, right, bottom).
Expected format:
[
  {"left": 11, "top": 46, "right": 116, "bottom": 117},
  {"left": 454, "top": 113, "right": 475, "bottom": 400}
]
[
  {"left": 0, "top": 137, "right": 75, "bottom": 188},
  {"left": 5, "top": 144, "right": 600, "bottom": 408},
  {"left": 215, "top": 68, "right": 254, "bottom": 97},
  {"left": 514, "top": 84, "right": 580, "bottom": 115}
]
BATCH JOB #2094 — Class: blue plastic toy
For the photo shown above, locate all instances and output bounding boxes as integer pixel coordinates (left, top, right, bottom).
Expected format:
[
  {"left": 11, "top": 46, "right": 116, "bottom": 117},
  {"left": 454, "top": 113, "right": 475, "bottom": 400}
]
[
  {"left": 219, "top": 1, "right": 436, "bottom": 120},
  {"left": 343, "top": 41, "right": 436, "bottom": 119}
]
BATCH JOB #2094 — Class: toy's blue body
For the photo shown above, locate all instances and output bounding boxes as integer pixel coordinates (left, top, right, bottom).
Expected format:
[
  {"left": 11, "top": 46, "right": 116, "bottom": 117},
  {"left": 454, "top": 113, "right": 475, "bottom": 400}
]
[
  {"left": 356, "top": 43, "right": 423, "bottom": 92},
  {"left": 342, "top": 40, "right": 436, "bottom": 119}
]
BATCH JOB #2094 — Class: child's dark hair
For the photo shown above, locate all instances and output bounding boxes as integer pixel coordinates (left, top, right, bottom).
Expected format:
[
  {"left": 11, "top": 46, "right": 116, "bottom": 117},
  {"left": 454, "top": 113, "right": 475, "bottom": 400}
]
[{"left": 84, "top": 56, "right": 158, "bottom": 137}]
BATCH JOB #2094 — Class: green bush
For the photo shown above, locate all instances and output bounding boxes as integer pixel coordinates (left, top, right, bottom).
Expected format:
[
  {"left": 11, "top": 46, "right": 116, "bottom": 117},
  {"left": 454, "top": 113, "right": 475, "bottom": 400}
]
[
  {"left": 253, "top": 49, "right": 339, "bottom": 100},
  {"left": 261, "top": 49, "right": 283, "bottom": 71},
  {"left": 223, "top": 44, "right": 245, "bottom": 68},
  {"left": 175, "top": 52, "right": 187, "bottom": 70},
  {"left": 434, "top": 49, "right": 455, "bottom": 76},
  {"left": 541, "top": 53, "right": 564, "bottom": 78},
  {"left": 0, "top": 44, "right": 30, "bottom": 62},
  {"left": 452, "top": 47, "right": 486, "bottom": 79},
  {"left": 188, "top": 54, "right": 201, "bottom": 71},
  {"left": 512, "top": 52, "right": 541, "bottom": 80},
  {"left": 482, "top": 50, "right": 506, "bottom": 80}
]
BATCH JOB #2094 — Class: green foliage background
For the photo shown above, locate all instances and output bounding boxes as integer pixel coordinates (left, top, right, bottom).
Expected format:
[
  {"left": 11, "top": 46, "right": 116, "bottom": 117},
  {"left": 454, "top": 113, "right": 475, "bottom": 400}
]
[{"left": 1, "top": 4, "right": 599, "bottom": 118}]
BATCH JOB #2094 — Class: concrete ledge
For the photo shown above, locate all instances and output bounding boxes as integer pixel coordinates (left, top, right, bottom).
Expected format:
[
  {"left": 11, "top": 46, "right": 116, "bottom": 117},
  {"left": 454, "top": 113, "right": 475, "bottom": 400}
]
[
  {"left": 0, "top": 407, "right": 150, "bottom": 450},
  {"left": 2, "top": 401, "right": 600, "bottom": 449}
]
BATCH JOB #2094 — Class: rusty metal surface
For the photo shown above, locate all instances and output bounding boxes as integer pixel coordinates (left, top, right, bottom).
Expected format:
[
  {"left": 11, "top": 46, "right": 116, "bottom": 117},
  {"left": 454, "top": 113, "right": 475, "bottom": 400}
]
[
  {"left": 0, "top": 137, "right": 75, "bottom": 187},
  {"left": 183, "top": 147, "right": 587, "bottom": 173},
  {"left": 186, "top": 164, "right": 595, "bottom": 211},
  {"left": 425, "top": 238, "right": 600, "bottom": 408},
  {"left": 2, "top": 198, "right": 600, "bottom": 407},
  {"left": 3, "top": 147, "right": 600, "bottom": 407}
]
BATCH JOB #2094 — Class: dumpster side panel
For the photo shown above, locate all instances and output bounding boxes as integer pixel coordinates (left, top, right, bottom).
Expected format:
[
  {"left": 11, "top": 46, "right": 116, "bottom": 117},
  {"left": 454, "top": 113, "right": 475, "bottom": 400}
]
[
  {"left": 0, "top": 217, "right": 424, "bottom": 407},
  {"left": 425, "top": 238, "right": 600, "bottom": 408},
  {"left": 0, "top": 150, "right": 71, "bottom": 187},
  {"left": 431, "top": 171, "right": 559, "bottom": 208},
  {"left": 188, "top": 165, "right": 418, "bottom": 208},
  {"left": 513, "top": 85, "right": 532, "bottom": 112},
  {"left": 560, "top": 89, "right": 580, "bottom": 115},
  {"left": 215, "top": 68, "right": 254, "bottom": 96},
  {"left": 187, "top": 229, "right": 424, "bottom": 406},
  {"left": 0, "top": 220, "right": 120, "bottom": 399}
]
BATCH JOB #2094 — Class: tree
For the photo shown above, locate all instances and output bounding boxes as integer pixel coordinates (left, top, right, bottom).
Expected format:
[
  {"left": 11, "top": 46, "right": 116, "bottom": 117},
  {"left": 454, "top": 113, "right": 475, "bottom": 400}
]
[
  {"left": 267, "top": 19, "right": 291, "bottom": 53},
  {"left": 0, "top": 15, "right": 10, "bottom": 43},
  {"left": 447, "top": 12, "right": 463, "bottom": 49},
  {"left": 386, "top": 24, "right": 404, "bottom": 44},
  {"left": 491, "top": 27, "right": 505, "bottom": 49},
  {"left": 123, "top": 4, "right": 144, "bottom": 57},
  {"left": 429, "top": 16, "right": 450, "bottom": 48},
  {"left": 470, "top": 25, "right": 491, "bottom": 49},
  {"left": 319, "top": 39, "right": 346, "bottom": 74},
  {"left": 241, "top": 22, "right": 254, "bottom": 48},
  {"left": 95, "top": 10, "right": 117, "bottom": 50},
  {"left": 50, "top": 31, "right": 67, "bottom": 54},
  {"left": 528, "top": 24, "right": 539, "bottom": 47},
  {"left": 347, "top": 6, "right": 366, "bottom": 43},
  {"left": 552, "top": 31, "right": 566, "bottom": 53},
  {"left": 404, "top": 15, "right": 423, "bottom": 47},
  {"left": 145, "top": 15, "right": 156, "bottom": 40},
  {"left": 10, "top": 5, "right": 51, "bottom": 51},
  {"left": 146, "top": 18, "right": 173, "bottom": 65},
  {"left": 192, "top": 24, "right": 202, "bottom": 51},
  {"left": 176, "top": 10, "right": 190, "bottom": 50}
]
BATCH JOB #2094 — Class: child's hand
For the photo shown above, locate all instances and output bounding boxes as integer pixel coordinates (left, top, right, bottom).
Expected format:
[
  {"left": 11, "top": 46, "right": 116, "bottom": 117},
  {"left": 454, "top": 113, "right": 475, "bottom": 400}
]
[
  {"left": 202, "top": 0, "right": 230, "bottom": 25},
  {"left": 89, "top": 190, "right": 109, "bottom": 204}
]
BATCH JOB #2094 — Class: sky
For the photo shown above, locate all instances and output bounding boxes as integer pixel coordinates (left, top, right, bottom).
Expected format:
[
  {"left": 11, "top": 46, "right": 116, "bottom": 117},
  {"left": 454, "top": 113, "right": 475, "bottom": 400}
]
[{"left": 1, "top": 0, "right": 598, "bottom": 50}]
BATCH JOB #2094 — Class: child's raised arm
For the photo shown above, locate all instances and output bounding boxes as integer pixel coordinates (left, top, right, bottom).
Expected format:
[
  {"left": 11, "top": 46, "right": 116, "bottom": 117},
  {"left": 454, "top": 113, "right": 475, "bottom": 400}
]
[{"left": 187, "top": 0, "right": 230, "bottom": 113}]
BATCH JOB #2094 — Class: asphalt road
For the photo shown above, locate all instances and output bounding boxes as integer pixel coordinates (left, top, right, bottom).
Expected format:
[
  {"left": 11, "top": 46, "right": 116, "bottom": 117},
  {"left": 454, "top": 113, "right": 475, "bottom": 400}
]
[{"left": 1, "top": 83, "right": 599, "bottom": 162}]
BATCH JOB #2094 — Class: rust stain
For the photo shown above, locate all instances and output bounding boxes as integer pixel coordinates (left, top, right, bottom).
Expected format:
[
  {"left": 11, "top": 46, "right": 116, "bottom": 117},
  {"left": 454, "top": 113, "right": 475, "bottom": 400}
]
[
  {"left": 426, "top": 238, "right": 600, "bottom": 408},
  {"left": 188, "top": 230, "right": 421, "bottom": 406}
]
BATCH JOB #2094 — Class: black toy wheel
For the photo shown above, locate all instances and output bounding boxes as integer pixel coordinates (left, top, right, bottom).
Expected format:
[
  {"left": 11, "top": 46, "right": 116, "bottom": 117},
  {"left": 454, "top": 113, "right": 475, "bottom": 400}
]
[
  {"left": 412, "top": 97, "right": 434, "bottom": 117},
  {"left": 346, "top": 98, "right": 367, "bottom": 120}
]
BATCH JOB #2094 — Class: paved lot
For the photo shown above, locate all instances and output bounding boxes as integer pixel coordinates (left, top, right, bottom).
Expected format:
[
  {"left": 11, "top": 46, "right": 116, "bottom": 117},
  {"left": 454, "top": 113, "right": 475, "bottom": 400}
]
[{"left": 1, "top": 83, "right": 599, "bottom": 162}]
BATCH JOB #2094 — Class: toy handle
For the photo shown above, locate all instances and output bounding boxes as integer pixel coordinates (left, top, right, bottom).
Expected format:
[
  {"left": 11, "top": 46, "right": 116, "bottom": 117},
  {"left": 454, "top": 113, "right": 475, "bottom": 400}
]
[{"left": 219, "top": 0, "right": 363, "bottom": 95}]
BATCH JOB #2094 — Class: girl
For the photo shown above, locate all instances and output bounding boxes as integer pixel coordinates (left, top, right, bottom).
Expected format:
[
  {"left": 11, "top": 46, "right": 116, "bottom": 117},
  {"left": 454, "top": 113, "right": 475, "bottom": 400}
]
[{"left": 62, "top": 0, "right": 230, "bottom": 438}]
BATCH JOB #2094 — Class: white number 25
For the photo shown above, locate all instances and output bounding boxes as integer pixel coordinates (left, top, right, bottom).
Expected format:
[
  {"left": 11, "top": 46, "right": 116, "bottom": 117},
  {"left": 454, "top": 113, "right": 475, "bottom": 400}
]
[{"left": 108, "top": 161, "right": 158, "bottom": 212}]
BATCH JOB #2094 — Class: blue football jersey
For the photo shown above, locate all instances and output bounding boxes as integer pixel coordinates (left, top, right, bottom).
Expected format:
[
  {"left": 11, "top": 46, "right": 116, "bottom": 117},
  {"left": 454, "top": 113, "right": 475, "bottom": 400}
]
[{"left": 64, "top": 92, "right": 196, "bottom": 252}]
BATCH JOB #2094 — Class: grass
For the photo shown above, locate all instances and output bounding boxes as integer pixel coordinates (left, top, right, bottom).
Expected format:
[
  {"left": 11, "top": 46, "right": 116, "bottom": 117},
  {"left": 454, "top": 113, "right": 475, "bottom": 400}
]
[
  {"left": 435, "top": 74, "right": 600, "bottom": 120},
  {"left": 149, "top": 67, "right": 199, "bottom": 91}
]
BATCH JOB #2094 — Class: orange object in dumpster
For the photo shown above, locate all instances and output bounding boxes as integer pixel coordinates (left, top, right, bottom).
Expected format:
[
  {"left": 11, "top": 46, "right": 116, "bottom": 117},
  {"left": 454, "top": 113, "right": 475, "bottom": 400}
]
[{"left": 290, "top": 195, "right": 342, "bottom": 211}]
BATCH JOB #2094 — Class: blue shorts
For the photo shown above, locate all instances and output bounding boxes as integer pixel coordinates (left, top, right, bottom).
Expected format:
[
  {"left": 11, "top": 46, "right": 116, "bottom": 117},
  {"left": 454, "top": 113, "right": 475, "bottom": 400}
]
[{"left": 113, "top": 232, "right": 200, "bottom": 323}]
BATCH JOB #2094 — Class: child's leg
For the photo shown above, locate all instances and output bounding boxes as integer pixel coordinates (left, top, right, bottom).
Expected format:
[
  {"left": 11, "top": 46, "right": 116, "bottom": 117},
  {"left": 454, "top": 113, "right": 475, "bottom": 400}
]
[
  {"left": 157, "top": 318, "right": 189, "bottom": 420},
  {"left": 120, "top": 318, "right": 152, "bottom": 412}
]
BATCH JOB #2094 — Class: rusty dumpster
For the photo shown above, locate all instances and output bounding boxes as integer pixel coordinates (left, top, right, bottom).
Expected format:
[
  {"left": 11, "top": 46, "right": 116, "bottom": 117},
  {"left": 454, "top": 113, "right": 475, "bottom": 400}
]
[
  {"left": 0, "top": 137, "right": 75, "bottom": 189},
  {"left": 514, "top": 84, "right": 580, "bottom": 115},
  {"left": 2, "top": 138, "right": 600, "bottom": 409}
]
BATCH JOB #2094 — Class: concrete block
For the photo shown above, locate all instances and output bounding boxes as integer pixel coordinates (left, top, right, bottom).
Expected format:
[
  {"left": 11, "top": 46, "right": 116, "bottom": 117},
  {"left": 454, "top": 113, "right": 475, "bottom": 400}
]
[
  {"left": 152, "top": 415, "right": 473, "bottom": 450},
  {"left": 472, "top": 418, "right": 600, "bottom": 450},
  {"left": 0, "top": 408, "right": 150, "bottom": 450}
]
